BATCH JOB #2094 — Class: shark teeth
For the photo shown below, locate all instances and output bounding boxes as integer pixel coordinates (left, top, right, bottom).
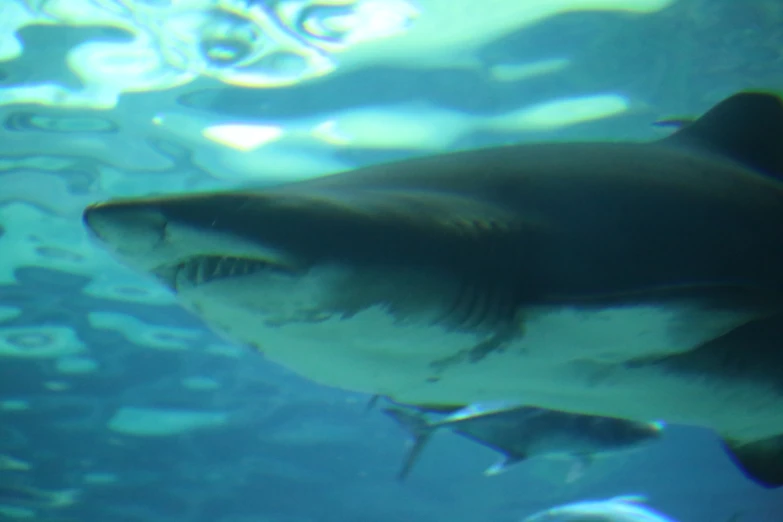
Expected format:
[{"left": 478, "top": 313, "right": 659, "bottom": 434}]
[{"left": 174, "top": 256, "right": 281, "bottom": 287}]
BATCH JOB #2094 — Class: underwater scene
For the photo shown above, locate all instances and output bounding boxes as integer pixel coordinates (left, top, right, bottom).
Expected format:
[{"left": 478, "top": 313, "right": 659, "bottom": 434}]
[{"left": 2, "top": 0, "right": 783, "bottom": 521}]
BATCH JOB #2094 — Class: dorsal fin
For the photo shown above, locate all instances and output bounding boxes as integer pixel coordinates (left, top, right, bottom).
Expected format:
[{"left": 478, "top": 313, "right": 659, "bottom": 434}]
[
  {"left": 721, "top": 434, "right": 783, "bottom": 488},
  {"left": 659, "top": 91, "right": 783, "bottom": 179}
]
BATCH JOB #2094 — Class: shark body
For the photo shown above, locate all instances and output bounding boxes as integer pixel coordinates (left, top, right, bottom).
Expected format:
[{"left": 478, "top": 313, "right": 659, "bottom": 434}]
[{"left": 83, "top": 92, "right": 783, "bottom": 488}]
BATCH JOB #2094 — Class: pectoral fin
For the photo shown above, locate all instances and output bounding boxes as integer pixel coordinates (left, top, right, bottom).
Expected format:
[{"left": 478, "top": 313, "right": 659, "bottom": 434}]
[{"left": 484, "top": 453, "right": 526, "bottom": 476}]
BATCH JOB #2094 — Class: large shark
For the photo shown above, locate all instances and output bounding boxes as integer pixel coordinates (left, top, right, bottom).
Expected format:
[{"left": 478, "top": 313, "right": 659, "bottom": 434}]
[{"left": 83, "top": 92, "right": 783, "bottom": 488}]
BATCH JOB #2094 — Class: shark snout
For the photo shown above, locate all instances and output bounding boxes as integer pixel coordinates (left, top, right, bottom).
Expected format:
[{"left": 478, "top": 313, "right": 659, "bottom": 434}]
[{"left": 83, "top": 202, "right": 168, "bottom": 254}]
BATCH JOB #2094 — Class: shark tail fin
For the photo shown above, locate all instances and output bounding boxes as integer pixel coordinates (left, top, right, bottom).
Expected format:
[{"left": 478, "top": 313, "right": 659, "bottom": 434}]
[
  {"left": 382, "top": 406, "right": 437, "bottom": 481},
  {"left": 721, "top": 434, "right": 783, "bottom": 488},
  {"left": 659, "top": 91, "right": 783, "bottom": 180}
]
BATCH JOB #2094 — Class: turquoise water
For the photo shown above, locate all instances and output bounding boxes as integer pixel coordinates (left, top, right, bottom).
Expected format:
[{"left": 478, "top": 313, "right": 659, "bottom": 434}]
[{"left": 1, "top": 0, "right": 782, "bottom": 521}]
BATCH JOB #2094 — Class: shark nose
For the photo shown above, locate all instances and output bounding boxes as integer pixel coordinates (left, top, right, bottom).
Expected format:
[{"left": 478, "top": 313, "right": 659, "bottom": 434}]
[{"left": 83, "top": 202, "right": 168, "bottom": 251}]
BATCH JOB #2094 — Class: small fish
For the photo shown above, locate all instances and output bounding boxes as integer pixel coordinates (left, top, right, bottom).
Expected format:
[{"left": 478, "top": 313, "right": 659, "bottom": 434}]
[
  {"left": 0, "top": 484, "right": 79, "bottom": 509},
  {"left": 652, "top": 118, "right": 695, "bottom": 129},
  {"left": 382, "top": 400, "right": 663, "bottom": 480},
  {"left": 0, "top": 455, "right": 30, "bottom": 472},
  {"left": 522, "top": 495, "right": 677, "bottom": 522},
  {"left": 0, "top": 504, "right": 36, "bottom": 519}
]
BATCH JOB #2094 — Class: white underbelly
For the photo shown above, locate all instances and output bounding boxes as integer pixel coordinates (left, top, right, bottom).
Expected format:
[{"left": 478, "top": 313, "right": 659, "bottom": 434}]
[{"left": 181, "top": 290, "right": 780, "bottom": 441}]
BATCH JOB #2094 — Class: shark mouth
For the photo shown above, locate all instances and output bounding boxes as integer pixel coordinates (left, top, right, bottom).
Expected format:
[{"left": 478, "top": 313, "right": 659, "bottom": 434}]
[{"left": 157, "top": 255, "right": 297, "bottom": 290}]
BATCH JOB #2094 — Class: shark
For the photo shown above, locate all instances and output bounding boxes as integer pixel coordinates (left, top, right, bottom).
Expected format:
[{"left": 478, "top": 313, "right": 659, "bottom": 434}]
[{"left": 83, "top": 91, "right": 783, "bottom": 488}]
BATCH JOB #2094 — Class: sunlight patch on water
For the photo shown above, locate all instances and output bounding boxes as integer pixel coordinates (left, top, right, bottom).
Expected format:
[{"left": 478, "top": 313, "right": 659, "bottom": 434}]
[
  {"left": 88, "top": 311, "right": 202, "bottom": 350},
  {"left": 0, "top": 0, "right": 673, "bottom": 109},
  {"left": 0, "top": 326, "right": 85, "bottom": 359}
]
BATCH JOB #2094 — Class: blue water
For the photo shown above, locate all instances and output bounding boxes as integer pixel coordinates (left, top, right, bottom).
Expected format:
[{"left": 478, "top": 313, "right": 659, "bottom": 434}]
[{"left": 1, "top": 1, "right": 782, "bottom": 521}]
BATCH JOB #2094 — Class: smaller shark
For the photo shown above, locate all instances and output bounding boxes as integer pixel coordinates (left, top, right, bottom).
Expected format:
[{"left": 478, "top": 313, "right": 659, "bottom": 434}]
[{"left": 382, "top": 400, "right": 663, "bottom": 480}]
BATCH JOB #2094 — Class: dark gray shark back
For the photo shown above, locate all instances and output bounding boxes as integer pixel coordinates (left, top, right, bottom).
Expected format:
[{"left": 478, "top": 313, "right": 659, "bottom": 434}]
[{"left": 290, "top": 136, "right": 783, "bottom": 304}]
